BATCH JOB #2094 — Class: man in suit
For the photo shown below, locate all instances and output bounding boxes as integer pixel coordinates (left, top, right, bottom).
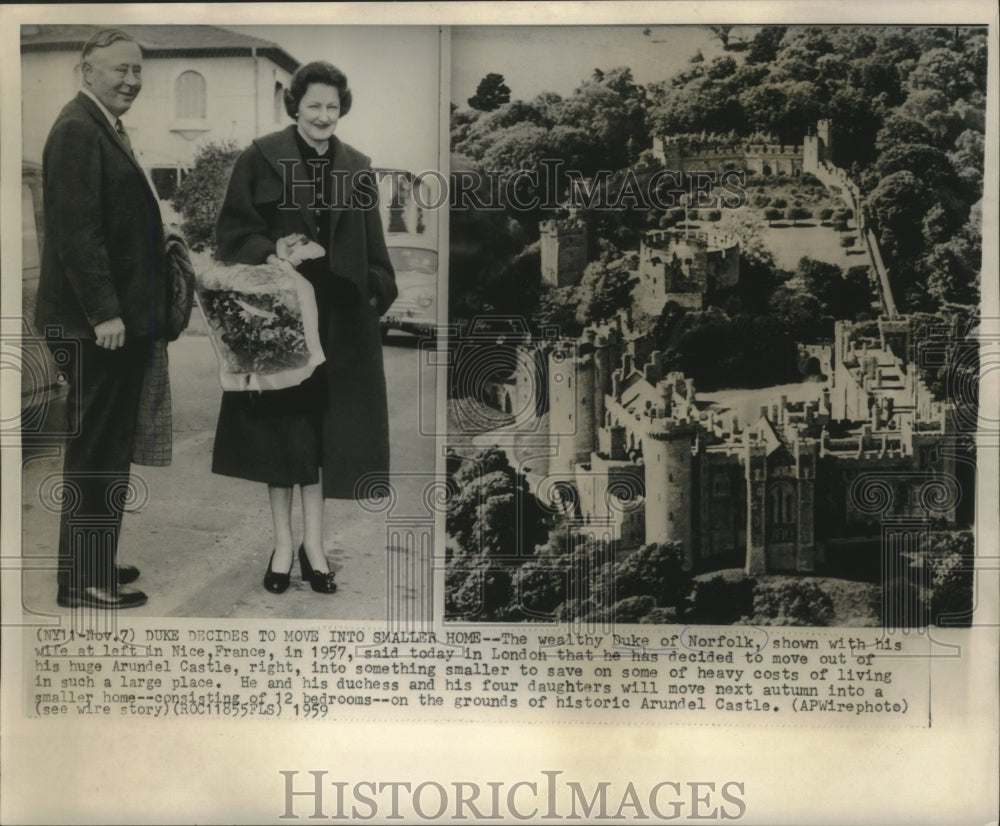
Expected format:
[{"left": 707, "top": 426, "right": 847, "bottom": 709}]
[{"left": 36, "top": 28, "right": 166, "bottom": 609}]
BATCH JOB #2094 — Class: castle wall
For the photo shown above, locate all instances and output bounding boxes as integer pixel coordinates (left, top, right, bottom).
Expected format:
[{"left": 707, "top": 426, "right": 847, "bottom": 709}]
[{"left": 652, "top": 137, "right": 804, "bottom": 176}]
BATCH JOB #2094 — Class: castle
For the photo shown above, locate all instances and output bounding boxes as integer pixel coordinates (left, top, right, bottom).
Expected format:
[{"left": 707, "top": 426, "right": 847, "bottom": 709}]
[
  {"left": 538, "top": 224, "right": 740, "bottom": 314},
  {"left": 511, "top": 312, "right": 964, "bottom": 575},
  {"left": 633, "top": 229, "right": 740, "bottom": 314},
  {"left": 651, "top": 120, "right": 834, "bottom": 179}
]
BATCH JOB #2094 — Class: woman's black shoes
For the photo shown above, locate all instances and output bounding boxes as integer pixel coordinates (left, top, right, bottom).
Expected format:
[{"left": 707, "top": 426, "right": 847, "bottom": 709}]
[
  {"left": 263, "top": 550, "right": 292, "bottom": 594},
  {"left": 299, "top": 545, "right": 337, "bottom": 594}
]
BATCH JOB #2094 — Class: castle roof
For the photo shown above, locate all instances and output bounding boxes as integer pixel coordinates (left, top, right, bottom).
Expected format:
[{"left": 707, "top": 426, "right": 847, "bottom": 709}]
[{"left": 746, "top": 416, "right": 783, "bottom": 455}]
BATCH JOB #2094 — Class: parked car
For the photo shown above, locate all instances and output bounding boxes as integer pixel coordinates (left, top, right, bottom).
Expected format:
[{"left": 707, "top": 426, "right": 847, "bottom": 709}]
[
  {"left": 374, "top": 168, "right": 439, "bottom": 341},
  {"left": 381, "top": 233, "right": 438, "bottom": 339},
  {"left": 18, "top": 160, "right": 69, "bottom": 437}
]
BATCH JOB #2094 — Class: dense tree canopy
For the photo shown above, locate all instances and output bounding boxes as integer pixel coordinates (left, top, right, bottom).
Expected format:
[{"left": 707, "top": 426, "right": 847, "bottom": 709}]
[{"left": 450, "top": 25, "right": 985, "bottom": 345}]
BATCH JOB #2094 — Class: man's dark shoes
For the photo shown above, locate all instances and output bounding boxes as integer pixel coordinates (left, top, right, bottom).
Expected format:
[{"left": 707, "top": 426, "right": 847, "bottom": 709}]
[
  {"left": 57, "top": 585, "right": 148, "bottom": 609},
  {"left": 117, "top": 564, "right": 141, "bottom": 585}
]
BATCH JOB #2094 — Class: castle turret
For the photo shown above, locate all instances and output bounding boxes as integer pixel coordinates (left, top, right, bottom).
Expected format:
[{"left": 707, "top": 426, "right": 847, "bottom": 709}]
[
  {"left": 548, "top": 343, "right": 596, "bottom": 476},
  {"left": 643, "top": 423, "right": 695, "bottom": 569},
  {"left": 744, "top": 442, "right": 768, "bottom": 575},
  {"left": 540, "top": 218, "right": 588, "bottom": 287}
]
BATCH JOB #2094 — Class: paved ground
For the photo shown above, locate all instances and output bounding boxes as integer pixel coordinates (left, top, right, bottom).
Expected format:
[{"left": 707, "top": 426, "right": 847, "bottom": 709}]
[{"left": 18, "top": 329, "right": 437, "bottom": 621}]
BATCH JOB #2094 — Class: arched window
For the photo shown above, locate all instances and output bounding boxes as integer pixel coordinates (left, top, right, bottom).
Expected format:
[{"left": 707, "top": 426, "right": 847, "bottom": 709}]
[{"left": 175, "top": 71, "right": 206, "bottom": 119}]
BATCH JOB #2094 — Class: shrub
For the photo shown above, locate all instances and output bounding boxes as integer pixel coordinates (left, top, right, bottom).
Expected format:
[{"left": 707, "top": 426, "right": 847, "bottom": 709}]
[
  {"left": 611, "top": 595, "right": 658, "bottom": 623},
  {"left": 744, "top": 579, "right": 835, "bottom": 626},
  {"left": 926, "top": 531, "right": 974, "bottom": 627},
  {"left": 772, "top": 197, "right": 787, "bottom": 209},
  {"left": 764, "top": 207, "right": 783, "bottom": 225},
  {"left": 613, "top": 542, "right": 693, "bottom": 609},
  {"left": 172, "top": 140, "right": 242, "bottom": 252},
  {"left": 785, "top": 206, "right": 810, "bottom": 225},
  {"left": 688, "top": 575, "right": 756, "bottom": 623}
]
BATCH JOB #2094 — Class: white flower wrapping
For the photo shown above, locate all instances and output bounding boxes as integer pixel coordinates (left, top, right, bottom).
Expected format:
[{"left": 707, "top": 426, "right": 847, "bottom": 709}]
[{"left": 196, "top": 246, "right": 326, "bottom": 391}]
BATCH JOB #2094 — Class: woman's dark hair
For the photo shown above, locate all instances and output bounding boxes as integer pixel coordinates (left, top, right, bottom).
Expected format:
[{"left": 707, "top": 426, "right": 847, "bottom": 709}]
[{"left": 284, "top": 61, "right": 352, "bottom": 118}]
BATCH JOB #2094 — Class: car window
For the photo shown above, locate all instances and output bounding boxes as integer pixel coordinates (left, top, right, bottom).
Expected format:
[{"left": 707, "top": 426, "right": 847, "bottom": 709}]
[{"left": 388, "top": 247, "right": 438, "bottom": 274}]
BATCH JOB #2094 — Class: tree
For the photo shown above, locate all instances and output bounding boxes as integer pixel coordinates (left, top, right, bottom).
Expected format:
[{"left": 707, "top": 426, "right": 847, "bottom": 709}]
[
  {"left": 468, "top": 73, "right": 511, "bottom": 112},
  {"left": 769, "top": 286, "right": 825, "bottom": 342},
  {"left": 577, "top": 252, "right": 638, "bottom": 324},
  {"left": 172, "top": 140, "right": 241, "bottom": 252},
  {"left": 533, "top": 285, "right": 583, "bottom": 338},
  {"left": 785, "top": 206, "right": 810, "bottom": 226},
  {"left": 746, "top": 26, "right": 787, "bottom": 65},
  {"left": 874, "top": 142, "right": 954, "bottom": 188},
  {"left": 716, "top": 208, "right": 776, "bottom": 270},
  {"left": 866, "top": 170, "right": 934, "bottom": 264},
  {"left": 709, "top": 25, "right": 734, "bottom": 49},
  {"left": 447, "top": 447, "right": 548, "bottom": 560},
  {"left": 613, "top": 542, "right": 693, "bottom": 609}
]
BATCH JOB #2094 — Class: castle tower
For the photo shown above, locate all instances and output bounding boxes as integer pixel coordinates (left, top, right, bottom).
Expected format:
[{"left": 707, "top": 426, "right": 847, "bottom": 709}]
[
  {"left": 643, "top": 423, "right": 695, "bottom": 569},
  {"left": 540, "top": 218, "right": 589, "bottom": 287},
  {"left": 744, "top": 443, "right": 768, "bottom": 575},
  {"left": 591, "top": 333, "right": 615, "bottom": 448},
  {"left": 794, "top": 439, "right": 818, "bottom": 572},
  {"left": 513, "top": 342, "right": 549, "bottom": 421},
  {"left": 816, "top": 118, "right": 833, "bottom": 165},
  {"left": 548, "top": 344, "right": 596, "bottom": 476}
]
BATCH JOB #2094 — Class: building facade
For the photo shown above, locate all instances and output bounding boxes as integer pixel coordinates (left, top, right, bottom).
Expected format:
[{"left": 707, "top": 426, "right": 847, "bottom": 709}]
[
  {"left": 21, "top": 24, "right": 299, "bottom": 200},
  {"left": 651, "top": 119, "right": 835, "bottom": 178},
  {"left": 516, "top": 314, "right": 964, "bottom": 575}
]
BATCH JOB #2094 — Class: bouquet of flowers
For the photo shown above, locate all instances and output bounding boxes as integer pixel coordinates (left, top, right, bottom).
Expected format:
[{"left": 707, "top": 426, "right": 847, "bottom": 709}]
[{"left": 196, "top": 236, "right": 326, "bottom": 391}]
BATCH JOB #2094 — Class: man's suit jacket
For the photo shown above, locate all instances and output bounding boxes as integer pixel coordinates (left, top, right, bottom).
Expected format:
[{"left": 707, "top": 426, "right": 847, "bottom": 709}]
[{"left": 36, "top": 92, "right": 166, "bottom": 341}]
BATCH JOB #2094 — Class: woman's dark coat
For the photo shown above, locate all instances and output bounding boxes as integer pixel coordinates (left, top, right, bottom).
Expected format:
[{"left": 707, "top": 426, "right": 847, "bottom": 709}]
[{"left": 213, "top": 125, "right": 397, "bottom": 498}]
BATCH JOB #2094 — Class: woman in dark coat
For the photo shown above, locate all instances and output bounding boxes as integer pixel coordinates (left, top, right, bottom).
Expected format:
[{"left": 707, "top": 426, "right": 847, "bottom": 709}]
[{"left": 212, "top": 61, "right": 397, "bottom": 595}]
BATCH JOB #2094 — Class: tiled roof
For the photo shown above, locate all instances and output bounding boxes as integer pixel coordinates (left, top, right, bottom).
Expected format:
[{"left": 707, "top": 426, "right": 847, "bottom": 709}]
[{"left": 20, "top": 24, "right": 299, "bottom": 72}]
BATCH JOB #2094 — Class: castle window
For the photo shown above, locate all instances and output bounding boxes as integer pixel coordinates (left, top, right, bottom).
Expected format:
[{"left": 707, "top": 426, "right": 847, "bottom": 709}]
[
  {"left": 668, "top": 512, "right": 673, "bottom": 522},
  {"left": 175, "top": 71, "right": 207, "bottom": 119},
  {"left": 668, "top": 473, "right": 673, "bottom": 482}
]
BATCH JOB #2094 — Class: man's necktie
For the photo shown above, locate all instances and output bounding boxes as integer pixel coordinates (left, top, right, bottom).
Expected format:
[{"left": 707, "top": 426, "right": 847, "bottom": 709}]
[{"left": 115, "top": 118, "right": 135, "bottom": 158}]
